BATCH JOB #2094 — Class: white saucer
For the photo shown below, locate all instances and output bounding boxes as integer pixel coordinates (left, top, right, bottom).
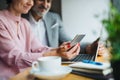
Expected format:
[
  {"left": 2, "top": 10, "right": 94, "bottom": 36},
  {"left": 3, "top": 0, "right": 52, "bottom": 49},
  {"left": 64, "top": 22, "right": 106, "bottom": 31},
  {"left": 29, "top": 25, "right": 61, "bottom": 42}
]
[{"left": 30, "top": 66, "right": 72, "bottom": 80}]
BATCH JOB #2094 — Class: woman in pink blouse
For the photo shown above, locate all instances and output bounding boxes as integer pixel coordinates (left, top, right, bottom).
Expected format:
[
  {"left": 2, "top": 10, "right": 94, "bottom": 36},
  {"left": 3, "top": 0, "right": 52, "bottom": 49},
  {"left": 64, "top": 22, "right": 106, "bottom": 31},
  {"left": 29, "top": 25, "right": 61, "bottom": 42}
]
[{"left": 0, "top": 0, "right": 80, "bottom": 79}]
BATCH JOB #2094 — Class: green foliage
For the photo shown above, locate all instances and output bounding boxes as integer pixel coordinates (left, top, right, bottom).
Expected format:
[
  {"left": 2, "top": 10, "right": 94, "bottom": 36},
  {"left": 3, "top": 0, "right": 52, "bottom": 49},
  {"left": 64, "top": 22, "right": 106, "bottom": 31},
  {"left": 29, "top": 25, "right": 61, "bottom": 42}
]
[{"left": 102, "top": 4, "right": 120, "bottom": 61}]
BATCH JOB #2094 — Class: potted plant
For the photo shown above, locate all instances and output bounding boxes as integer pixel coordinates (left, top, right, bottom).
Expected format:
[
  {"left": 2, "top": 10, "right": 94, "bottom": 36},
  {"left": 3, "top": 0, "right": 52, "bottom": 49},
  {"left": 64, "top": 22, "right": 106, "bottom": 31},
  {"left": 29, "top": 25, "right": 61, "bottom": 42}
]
[{"left": 102, "top": 3, "right": 120, "bottom": 80}]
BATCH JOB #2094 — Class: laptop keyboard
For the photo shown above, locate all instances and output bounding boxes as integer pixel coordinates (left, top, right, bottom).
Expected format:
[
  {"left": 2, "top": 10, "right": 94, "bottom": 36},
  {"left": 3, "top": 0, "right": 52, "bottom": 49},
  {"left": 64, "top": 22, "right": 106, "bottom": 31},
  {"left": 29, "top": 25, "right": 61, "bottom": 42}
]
[{"left": 71, "top": 54, "right": 95, "bottom": 62}]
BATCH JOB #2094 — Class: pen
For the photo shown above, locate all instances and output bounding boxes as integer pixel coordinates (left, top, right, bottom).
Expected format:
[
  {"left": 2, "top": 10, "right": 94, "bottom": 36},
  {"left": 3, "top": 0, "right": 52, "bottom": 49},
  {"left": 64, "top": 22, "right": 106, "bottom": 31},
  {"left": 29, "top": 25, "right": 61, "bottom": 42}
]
[{"left": 82, "top": 60, "right": 103, "bottom": 65}]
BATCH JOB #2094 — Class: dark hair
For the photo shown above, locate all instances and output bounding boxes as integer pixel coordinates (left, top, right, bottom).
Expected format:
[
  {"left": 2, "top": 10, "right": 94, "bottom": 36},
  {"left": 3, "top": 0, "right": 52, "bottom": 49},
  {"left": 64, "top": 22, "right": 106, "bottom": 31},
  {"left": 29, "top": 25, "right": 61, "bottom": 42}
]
[{"left": 6, "top": 0, "right": 12, "bottom": 4}]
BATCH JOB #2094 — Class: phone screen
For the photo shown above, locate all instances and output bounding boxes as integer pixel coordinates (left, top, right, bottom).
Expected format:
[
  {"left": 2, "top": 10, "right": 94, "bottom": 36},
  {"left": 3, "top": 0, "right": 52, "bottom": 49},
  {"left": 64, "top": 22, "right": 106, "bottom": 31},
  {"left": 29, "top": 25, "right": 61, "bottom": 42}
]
[{"left": 70, "top": 34, "right": 85, "bottom": 46}]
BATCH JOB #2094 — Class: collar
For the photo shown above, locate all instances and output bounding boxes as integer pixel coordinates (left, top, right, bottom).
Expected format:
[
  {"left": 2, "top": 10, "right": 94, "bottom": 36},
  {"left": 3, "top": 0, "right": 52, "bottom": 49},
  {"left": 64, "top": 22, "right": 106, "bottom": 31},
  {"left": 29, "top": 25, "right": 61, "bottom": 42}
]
[{"left": 29, "top": 12, "right": 43, "bottom": 25}]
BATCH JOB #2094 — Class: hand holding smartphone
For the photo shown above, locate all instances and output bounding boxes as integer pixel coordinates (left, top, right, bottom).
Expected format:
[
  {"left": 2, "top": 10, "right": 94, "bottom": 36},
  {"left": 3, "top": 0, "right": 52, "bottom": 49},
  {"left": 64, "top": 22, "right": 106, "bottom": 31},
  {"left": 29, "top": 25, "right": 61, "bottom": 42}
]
[
  {"left": 70, "top": 34, "right": 85, "bottom": 47},
  {"left": 67, "top": 34, "right": 85, "bottom": 51}
]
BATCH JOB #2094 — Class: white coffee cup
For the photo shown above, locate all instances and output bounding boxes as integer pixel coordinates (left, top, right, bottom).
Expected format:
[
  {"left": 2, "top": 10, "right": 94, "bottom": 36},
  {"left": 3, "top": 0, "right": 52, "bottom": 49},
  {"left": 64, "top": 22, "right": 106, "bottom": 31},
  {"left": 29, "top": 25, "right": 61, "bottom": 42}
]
[{"left": 32, "top": 56, "right": 62, "bottom": 72}]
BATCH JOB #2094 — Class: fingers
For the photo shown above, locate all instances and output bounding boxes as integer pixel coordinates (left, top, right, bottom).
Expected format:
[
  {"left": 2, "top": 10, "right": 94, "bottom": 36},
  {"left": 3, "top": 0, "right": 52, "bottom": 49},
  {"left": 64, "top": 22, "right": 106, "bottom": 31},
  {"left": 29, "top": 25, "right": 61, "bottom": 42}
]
[
  {"left": 59, "top": 42, "right": 71, "bottom": 51},
  {"left": 68, "top": 45, "right": 80, "bottom": 59},
  {"left": 61, "top": 42, "right": 71, "bottom": 46},
  {"left": 68, "top": 43, "right": 80, "bottom": 53},
  {"left": 75, "top": 45, "right": 80, "bottom": 55},
  {"left": 65, "top": 43, "right": 80, "bottom": 60},
  {"left": 61, "top": 42, "right": 69, "bottom": 45},
  {"left": 98, "top": 42, "right": 108, "bottom": 56},
  {"left": 58, "top": 42, "right": 80, "bottom": 60}
]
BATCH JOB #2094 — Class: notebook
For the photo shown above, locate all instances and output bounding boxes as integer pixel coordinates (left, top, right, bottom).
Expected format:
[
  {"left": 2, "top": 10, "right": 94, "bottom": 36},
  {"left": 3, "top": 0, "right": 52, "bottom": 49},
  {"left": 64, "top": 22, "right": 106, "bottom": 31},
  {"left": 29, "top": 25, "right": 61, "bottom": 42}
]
[
  {"left": 62, "top": 37, "right": 100, "bottom": 63},
  {"left": 71, "top": 70, "right": 113, "bottom": 80}
]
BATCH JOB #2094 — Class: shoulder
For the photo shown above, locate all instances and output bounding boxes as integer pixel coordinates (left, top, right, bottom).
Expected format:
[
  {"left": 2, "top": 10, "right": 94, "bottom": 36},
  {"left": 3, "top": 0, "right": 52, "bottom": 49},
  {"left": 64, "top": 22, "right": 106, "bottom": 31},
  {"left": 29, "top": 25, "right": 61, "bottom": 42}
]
[
  {"left": 47, "top": 12, "right": 59, "bottom": 16},
  {"left": 45, "top": 12, "right": 61, "bottom": 19},
  {"left": 0, "top": 10, "right": 4, "bottom": 15},
  {"left": 0, "top": 10, "right": 6, "bottom": 20},
  {"left": 21, "top": 17, "right": 30, "bottom": 25},
  {"left": 21, "top": 17, "right": 31, "bottom": 31},
  {"left": 0, "top": 10, "right": 9, "bottom": 26}
]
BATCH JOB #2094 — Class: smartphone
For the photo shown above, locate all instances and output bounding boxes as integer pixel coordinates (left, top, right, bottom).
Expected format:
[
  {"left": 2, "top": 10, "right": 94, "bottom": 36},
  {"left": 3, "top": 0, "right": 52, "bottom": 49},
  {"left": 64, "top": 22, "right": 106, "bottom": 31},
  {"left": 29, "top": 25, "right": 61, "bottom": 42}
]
[{"left": 70, "top": 34, "right": 85, "bottom": 46}]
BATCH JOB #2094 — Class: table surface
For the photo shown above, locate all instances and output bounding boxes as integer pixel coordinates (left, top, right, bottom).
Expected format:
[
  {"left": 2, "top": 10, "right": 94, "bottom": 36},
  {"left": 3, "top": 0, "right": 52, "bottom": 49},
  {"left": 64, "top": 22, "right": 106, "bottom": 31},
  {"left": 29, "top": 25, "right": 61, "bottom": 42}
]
[{"left": 10, "top": 55, "right": 108, "bottom": 80}]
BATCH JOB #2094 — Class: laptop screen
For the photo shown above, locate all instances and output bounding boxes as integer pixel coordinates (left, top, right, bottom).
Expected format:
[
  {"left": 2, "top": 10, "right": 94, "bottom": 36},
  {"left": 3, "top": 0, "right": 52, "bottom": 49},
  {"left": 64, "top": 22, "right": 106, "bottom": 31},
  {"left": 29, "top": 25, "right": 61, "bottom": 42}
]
[{"left": 90, "top": 37, "right": 100, "bottom": 61}]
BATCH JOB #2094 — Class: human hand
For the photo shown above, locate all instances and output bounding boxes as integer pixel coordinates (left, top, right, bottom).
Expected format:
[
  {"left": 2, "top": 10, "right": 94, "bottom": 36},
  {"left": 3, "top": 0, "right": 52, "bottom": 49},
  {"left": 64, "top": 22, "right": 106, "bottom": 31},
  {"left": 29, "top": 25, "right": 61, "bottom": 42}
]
[
  {"left": 86, "top": 38, "right": 109, "bottom": 56},
  {"left": 98, "top": 43, "right": 109, "bottom": 56},
  {"left": 57, "top": 42, "right": 80, "bottom": 60}
]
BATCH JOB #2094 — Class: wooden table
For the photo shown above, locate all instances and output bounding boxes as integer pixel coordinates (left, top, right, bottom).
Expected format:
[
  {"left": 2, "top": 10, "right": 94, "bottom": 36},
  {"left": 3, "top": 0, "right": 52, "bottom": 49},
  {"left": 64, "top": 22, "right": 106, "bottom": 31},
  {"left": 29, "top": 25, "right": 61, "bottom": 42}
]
[{"left": 10, "top": 55, "right": 107, "bottom": 80}]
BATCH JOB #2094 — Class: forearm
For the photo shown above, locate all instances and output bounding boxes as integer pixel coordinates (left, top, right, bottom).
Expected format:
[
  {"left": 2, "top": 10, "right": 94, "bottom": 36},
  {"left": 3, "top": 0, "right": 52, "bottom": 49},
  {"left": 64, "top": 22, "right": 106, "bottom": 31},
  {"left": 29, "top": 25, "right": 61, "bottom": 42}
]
[{"left": 43, "top": 48, "right": 60, "bottom": 56}]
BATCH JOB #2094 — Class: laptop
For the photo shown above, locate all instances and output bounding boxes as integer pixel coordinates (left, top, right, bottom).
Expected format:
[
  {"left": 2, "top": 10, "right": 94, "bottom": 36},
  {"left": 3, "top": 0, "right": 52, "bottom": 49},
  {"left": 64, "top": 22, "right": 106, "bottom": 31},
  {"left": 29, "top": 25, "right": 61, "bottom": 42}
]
[
  {"left": 62, "top": 27, "right": 103, "bottom": 63},
  {"left": 62, "top": 25, "right": 104, "bottom": 63},
  {"left": 62, "top": 37, "right": 100, "bottom": 63}
]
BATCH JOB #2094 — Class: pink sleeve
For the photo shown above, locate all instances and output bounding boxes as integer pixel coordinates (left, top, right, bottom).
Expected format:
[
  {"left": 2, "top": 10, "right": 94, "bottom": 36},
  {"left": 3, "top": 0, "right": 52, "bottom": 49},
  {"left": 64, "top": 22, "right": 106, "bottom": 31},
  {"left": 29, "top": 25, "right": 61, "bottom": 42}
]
[{"left": 0, "top": 20, "right": 50, "bottom": 71}]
